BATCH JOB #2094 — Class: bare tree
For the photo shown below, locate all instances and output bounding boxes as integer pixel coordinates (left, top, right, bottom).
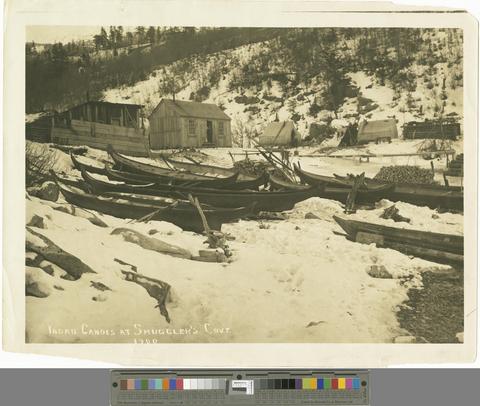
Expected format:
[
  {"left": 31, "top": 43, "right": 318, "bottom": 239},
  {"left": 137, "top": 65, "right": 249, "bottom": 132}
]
[
  {"left": 25, "top": 142, "right": 57, "bottom": 187},
  {"left": 232, "top": 119, "right": 257, "bottom": 148}
]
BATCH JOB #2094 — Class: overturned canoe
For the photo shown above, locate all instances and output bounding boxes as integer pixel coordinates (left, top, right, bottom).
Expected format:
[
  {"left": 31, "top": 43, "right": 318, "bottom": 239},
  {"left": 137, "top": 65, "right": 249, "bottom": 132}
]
[
  {"left": 333, "top": 215, "right": 463, "bottom": 264},
  {"left": 81, "top": 169, "right": 318, "bottom": 212},
  {"left": 55, "top": 180, "right": 254, "bottom": 232},
  {"left": 70, "top": 153, "right": 107, "bottom": 175}
]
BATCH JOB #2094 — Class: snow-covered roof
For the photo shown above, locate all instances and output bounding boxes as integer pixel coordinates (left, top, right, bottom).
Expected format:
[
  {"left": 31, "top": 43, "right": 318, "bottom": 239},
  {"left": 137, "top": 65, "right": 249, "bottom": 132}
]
[
  {"left": 151, "top": 99, "right": 231, "bottom": 120},
  {"left": 358, "top": 119, "right": 398, "bottom": 143},
  {"left": 259, "top": 121, "right": 301, "bottom": 146}
]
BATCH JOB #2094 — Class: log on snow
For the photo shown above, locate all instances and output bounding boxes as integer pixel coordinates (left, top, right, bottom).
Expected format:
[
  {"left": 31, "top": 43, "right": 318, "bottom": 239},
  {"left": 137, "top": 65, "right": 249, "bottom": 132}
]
[
  {"left": 111, "top": 228, "right": 192, "bottom": 259},
  {"left": 26, "top": 227, "right": 96, "bottom": 280}
]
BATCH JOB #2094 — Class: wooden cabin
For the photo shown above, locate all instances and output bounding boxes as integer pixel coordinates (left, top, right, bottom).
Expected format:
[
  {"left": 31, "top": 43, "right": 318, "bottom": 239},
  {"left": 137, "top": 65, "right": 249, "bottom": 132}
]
[
  {"left": 26, "top": 111, "right": 56, "bottom": 143},
  {"left": 403, "top": 118, "right": 461, "bottom": 140},
  {"left": 259, "top": 121, "right": 301, "bottom": 146},
  {"left": 148, "top": 99, "right": 232, "bottom": 149},
  {"left": 51, "top": 101, "right": 148, "bottom": 156}
]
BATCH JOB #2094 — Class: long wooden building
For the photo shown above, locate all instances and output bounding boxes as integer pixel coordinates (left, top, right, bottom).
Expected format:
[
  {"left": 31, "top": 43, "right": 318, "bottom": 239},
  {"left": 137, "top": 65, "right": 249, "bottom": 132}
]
[
  {"left": 148, "top": 99, "right": 232, "bottom": 149},
  {"left": 50, "top": 101, "right": 148, "bottom": 156}
]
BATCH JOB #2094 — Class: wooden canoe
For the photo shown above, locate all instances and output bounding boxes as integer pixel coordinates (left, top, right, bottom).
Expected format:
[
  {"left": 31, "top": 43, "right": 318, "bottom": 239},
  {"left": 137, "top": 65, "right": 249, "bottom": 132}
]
[
  {"left": 70, "top": 153, "right": 107, "bottom": 175},
  {"left": 81, "top": 169, "right": 319, "bottom": 212},
  {"left": 165, "top": 156, "right": 270, "bottom": 188},
  {"left": 294, "top": 164, "right": 389, "bottom": 191},
  {"left": 106, "top": 163, "right": 268, "bottom": 190},
  {"left": 333, "top": 215, "right": 463, "bottom": 264},
  {"left": 165, "top": 156, "right": 243, "bottom": 177},
  {"left": 271, "top": 173, "right": 392, "bottom": 203},
  {"left": 294, "top": 165, "right": 463, "bottom": 210},
  {"left": 55, "top": 179, "right": 254, "bottom": 232},
  {"left": 269, "top": 174, "right": 311, "bottom": 191},
  {"left": 108, "top": 146, "right": 240, "bottom": 187}
]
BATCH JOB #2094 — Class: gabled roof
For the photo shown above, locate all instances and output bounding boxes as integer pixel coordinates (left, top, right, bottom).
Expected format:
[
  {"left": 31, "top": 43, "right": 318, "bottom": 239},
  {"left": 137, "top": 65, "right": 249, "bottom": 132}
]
[
  {"left": 151, "top": 99, "right": 230, "bottom": 120},
  {"left": 261, "top": 121, "right": 300, "bottom": 139},
  {"left": 358, "top": 119, "right": 398, "bottom": 139},
  {"left": 63, "top": 100, "right": 143, "bottom": 113}
]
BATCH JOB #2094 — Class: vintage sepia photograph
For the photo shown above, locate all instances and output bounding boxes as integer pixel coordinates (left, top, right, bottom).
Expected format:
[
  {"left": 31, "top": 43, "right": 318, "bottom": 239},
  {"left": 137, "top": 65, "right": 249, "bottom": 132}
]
[{"left": 24, "top": 26, "right": 465, "bottom": 345}]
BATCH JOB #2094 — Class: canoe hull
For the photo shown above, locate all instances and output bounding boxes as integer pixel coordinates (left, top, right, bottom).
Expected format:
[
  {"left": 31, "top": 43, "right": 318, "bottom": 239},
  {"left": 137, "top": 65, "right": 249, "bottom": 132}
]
[
  {"left": 108, "top": 147, "right": 239, "bottom": 187},
  {"left": 334, "top": 215, "right": 463, "bottom": 264},
  {"left": 82, "top": 170, "right": 318, "bottom": 212},
  {"left": 56, "top": 181, "right": 253, "bottom": 232},
  {"left": 295, "top": 165, "right": 463, "bottom": 210},
  {"left": 71, "top": 153, "right": 106, "bottom": 175}
]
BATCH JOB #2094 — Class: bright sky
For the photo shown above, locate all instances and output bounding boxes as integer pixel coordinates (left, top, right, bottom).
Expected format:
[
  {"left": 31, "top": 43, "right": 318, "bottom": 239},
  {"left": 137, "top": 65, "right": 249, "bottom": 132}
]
[{"left": 26, "top": 26, "right": 136, "bottom": 44}]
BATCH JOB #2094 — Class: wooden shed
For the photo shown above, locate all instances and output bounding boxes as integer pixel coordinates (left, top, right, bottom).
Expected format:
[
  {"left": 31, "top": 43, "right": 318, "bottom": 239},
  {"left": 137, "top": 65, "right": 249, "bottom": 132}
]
[
  {"left": 148, "top": 99, "right": 232, "bottom": 149},
  {"left": 26, "top": 111, "right": 56, "bottom": 143},
  {"left": 357, "top": 119, "right": 398, "bottom": 144},
  {"left": 259, "top": 121, "right": 301, "bottom": 146},
  {"left": 402, "top": 118, "right": 461, "bottom": 140},
  {"left": 51, "top": 101, "right": 148, "bottom": 156}
]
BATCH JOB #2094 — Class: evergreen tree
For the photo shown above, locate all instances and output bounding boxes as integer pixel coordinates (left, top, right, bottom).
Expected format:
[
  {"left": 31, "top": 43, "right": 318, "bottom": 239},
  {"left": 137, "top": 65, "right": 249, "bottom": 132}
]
[
  {"left": 147, "top": 26, "right": 156, "bottom": 44},
  {"left": 136, "top": 26, "right": 146, "bottom": 45}
]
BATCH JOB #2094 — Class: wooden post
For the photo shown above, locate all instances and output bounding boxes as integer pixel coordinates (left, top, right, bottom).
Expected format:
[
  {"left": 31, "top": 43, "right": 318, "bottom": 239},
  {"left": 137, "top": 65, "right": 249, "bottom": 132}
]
[{"left": 344, "top": 172, "right": 365, "bottom": 214}]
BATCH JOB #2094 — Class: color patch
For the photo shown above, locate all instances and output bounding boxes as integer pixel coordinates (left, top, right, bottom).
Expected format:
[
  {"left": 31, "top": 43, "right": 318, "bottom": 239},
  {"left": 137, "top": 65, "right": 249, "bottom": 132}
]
[
  {"left": 120, "top": 380, "right": 127, "bottom": 390},
  {"left": 127, "top": 379, "right": 135, "bottom": 390},
  {"left": 176, "top": 378, "right": 183, "bottom": 390},
  {"left": 295, "top": 378, "right": 302, "bottom": 389},
  {"left": 302, "top": 378, "right": 310, "bottom": 389},
  {"left": 162, "top": 379, "right": 169, "bottom": 390},
  {"left": 353, "top": 378, "right": 361, "bottom": 390},
  {"left": 346, "top": 378, "right": 353, "bottom": 389},
  {"left": 148, "top": 379, "right": 155, "bottom": 390},
  {"left": 141, "top": 380, "right": 148, "bottom": 390},
  {"left": 169, "top": 379, "right": 176, "bottom": 390},
  {"left": 332, "top": 378, "right": 338, "bottom": 389},
  {"left": 338, "top": 378, "right": 346, "bottom": 390},
  {"left": 134, "top": 379, "right": 142, "bottom": 390},
  {"left": 155, "top": 379, "right": 162, "bottom": 390},
  {"left": 317, "top": 378, "right": 324, "bottom": 390},
  {"left": 324, "top": 378, "right": 331, "bottom": 389}
]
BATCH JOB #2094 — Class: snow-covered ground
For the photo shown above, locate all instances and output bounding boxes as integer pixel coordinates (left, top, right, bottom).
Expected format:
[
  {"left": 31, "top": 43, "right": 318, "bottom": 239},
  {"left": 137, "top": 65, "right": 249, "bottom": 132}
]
[
  {"left": 25, "top": 142, "right": 463, "bottom": 344},
  {"left": 26, "top": 193, "right": 459, "bottom": 344}
]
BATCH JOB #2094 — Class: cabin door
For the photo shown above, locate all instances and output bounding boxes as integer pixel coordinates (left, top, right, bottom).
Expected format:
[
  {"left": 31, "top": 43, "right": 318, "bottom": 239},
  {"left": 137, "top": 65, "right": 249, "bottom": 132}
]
[{"left": 206, "top": 121, "right": 213, "bottom": 143}]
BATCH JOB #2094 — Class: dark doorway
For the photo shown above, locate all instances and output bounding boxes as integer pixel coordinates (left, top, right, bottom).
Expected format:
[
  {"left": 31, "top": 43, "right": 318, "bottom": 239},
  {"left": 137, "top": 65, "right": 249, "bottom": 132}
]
[{"left": 206, "top": 120, "right": 213, "bottom": 143}]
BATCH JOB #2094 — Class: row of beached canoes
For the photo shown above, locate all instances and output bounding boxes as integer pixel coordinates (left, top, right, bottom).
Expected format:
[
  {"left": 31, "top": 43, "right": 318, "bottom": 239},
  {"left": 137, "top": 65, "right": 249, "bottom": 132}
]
[
  {"left": 52, "top": 147, "right": 463, "bottom": 264},
  {"left": 69, "top": 147, "right": 463, "bottom": 210}
]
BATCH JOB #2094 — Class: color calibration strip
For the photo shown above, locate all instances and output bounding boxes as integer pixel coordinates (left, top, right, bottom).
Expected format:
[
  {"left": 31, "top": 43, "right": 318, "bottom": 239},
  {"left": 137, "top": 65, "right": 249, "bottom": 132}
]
[
  {"left": 119, "top": 377, "right": 362, "bottom": 391},
  {"left": 120, "top": 378, "right": 226, "bottom": 391},
  {"left": 258, "top": 377, "right": 361, "bottom": 391}
]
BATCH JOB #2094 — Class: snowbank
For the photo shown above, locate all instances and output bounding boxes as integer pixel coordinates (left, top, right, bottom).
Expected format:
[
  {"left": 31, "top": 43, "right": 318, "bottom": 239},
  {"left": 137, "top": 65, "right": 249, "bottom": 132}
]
[{"left": 25, "top": 186, "right": 458, "bottom": 343}]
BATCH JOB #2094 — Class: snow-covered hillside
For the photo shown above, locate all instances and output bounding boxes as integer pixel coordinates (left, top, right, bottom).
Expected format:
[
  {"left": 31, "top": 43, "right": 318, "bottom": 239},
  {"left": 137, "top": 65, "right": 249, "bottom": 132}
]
[{"left": 103, "top": 29, "right": 463, "bottom": 144}]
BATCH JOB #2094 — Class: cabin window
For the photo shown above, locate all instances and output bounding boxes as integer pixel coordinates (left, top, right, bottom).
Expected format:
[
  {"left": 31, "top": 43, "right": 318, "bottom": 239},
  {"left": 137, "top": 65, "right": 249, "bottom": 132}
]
[
  {"left": 218, "top": 121, "right": 224, "bottom": 136},
  {"left": 188, "top": 119, "right": 196, "bottom": 135}
]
